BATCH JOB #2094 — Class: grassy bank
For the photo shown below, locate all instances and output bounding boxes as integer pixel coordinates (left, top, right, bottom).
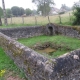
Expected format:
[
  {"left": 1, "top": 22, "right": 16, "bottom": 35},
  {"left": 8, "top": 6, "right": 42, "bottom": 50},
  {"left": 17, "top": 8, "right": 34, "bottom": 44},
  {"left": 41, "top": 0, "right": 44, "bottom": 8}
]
[
  {"left": 18, "top": 35, "right": 80, "bottom": 58},
  {"left": 0, "top": 47, "right": 26, "bottom": 80}
]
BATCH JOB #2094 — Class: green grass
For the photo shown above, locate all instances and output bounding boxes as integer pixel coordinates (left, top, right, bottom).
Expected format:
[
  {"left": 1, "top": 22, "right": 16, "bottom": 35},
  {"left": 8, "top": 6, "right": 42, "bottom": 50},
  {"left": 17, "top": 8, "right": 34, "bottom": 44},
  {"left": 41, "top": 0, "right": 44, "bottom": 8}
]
[
  {"left": 0, "top": 47, "right": 26, "bottom": 79},
  {"left": 0, "top": 11, "right": 76, "bottom": 28},
  {"left": 18, "top": 35, "right": 80, "bottom": 58}
]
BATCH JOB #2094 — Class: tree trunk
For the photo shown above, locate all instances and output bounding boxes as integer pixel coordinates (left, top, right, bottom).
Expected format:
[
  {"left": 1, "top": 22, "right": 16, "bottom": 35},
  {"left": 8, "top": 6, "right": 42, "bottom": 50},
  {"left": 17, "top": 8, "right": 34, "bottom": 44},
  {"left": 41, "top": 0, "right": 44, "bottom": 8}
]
[
  {"left": 0, "top": 17, "right": 2, "bottom": 26},
  {"left": 2, "top": 0, "right": 8, "bottom": 26}
]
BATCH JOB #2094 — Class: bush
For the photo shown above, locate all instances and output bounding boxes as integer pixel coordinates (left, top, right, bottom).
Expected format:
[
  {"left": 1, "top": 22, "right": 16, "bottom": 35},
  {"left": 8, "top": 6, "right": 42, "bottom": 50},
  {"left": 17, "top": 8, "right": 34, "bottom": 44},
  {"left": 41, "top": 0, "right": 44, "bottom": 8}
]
[{"left": 73, "top": 7, "right": 80, "bottom": 25}]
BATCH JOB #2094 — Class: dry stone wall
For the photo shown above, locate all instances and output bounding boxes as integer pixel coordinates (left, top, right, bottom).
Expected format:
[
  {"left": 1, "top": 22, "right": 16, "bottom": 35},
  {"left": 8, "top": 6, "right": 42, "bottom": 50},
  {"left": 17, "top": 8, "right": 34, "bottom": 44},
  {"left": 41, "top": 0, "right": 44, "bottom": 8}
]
[
  {"left": 0, "top": 24, "right": 80, "bottom": 80},
  {"left": 0, "top": 26, "right": 45, "bottom": 39},
  {"left": 46, "top": 23, "right": 80, "bottom": 39},
  {"left": 0, "top": 29, "right": 80, "bottom": 80}
]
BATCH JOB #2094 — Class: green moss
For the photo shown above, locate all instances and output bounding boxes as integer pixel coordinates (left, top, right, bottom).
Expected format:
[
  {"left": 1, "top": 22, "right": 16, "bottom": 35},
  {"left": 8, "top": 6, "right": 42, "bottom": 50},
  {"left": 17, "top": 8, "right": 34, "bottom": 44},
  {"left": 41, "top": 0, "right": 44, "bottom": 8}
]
[{"left": 27, "top": 67, "right": 32, "bottom": 75}]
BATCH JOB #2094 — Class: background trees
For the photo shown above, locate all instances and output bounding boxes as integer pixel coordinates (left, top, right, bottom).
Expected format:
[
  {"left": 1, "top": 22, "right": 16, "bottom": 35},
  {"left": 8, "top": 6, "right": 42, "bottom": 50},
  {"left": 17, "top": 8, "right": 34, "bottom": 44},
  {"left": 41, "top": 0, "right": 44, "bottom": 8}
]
[
  {"left": 25, "top": 8, "right": 32, "bottom": 16},
  {"left": 6, "top": 8, "right": 12, "bottom": 18},
  {"left": 73, "top": 7, "right": 80, "bottom": 25},
  {"left": 11, "top": 6, "right": 21, "bottom": 16},
  {"left": 60, "top": 4, "right": 71, "bottom": 11},
  {"left": 32, "top": 0, "right": 54, "bottom": 16},
  {"left": 0, "top": 7, "right": 3, "bottom": 26},
  {"left": 72, "top": 1, "right": 80, "bottom": 25}
]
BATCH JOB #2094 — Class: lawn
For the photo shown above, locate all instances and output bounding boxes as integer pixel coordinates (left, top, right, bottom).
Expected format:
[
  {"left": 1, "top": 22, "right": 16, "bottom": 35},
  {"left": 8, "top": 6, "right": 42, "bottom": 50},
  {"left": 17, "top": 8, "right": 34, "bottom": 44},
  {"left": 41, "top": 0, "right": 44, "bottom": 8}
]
[
  {"left": 18, "top": 35, "right": 80, "bottom": 58},
  {"left": 0, "top": 47, "right": 26, "bottom": 80}
]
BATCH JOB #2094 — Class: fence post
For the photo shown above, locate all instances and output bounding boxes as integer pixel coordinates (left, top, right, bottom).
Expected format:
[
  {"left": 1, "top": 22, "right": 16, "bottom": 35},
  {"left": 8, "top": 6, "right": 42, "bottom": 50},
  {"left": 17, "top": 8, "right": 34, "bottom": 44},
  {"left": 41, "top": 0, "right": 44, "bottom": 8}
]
[
  {"left": 48, "top": 16, "right": 50, "bottom": 23},
  {"left": 22, "top": 17, "right": 24, "bottom": 24},
  {"left": 69, "top": 13, "right": 71, "bottom": 23},
  {"left": 59, "top": 15, "right": 62, "bottom": 24},
  {"left": 35, "top": 16, "right": 37, "bottom": 25},
  {"left": 10, "top": 16, "right": 12, "bottom": 24}
]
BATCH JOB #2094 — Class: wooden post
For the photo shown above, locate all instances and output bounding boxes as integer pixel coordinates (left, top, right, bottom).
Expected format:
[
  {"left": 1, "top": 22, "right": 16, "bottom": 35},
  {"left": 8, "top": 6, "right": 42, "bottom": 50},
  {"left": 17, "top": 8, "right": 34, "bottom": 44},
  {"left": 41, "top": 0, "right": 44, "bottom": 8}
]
[
  {"left": 2, "top": 0, "right": 8, "bottom": 26},
  {"left": 0, "top": 17, "right": 2, "bottom": 26},
  {"left": 69, "top": 13, "right": 71, "bottom": 23},
  {"left": 59, "top": 15, "right": 62, "bottom": 24},
  {"left": 10, "top": 16, "right": 12, "bottom": 24},
  {"left": 48, "top": 16, "right": 50, "bottom": 23},
  {"left": 22, "top": 17, "right": 24, "bottom": 24},
  {"left": 35, "top": 16, "right": 37, "bottom": 25}
]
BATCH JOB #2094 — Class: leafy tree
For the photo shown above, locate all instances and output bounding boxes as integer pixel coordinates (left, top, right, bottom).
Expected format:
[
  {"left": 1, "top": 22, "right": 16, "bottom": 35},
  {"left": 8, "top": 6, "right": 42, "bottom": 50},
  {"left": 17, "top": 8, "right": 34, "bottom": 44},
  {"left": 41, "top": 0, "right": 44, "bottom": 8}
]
[
  {"left": 6, "top": 8, "right": 12, "bottom": 18},
  {"left": 32, "top": 9, "right": 37, "bottom": 15},
  {"left": 0, "top": 7, "right": 3, "bottom": 26},
  {"left": 73, "top": 6, "right": 80, "bottom": 25},
  {"left": 32, "top": 0, "right": 54, "bottom": 16},
  {"left": 25, "top": 8, "right": 32, "bottom": 16},
  {"left": 60, "top": 4, "right": 71, "bottom": 11},
  {"left": 11, "top": 6, "right": 21, "bottom": 16},
  {"left": 11, "top": 6, "right": 25, "bottom": 16},
  {"left": 20, "top": 7, "right": 25, "bottom": 16}
]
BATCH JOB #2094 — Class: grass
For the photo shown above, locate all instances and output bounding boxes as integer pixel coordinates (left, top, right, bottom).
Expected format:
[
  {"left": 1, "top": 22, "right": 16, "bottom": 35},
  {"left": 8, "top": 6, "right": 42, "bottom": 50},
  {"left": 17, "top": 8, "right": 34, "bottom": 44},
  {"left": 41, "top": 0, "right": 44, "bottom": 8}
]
[
  {"left": 0, "top": 47, "right": 26, "bottom": 80},
  {"left": 0, "top": 11, "right": 75, "bottom": 28},
  {"left": 18, "top": 35, "right": 80, "bottom": 58}
]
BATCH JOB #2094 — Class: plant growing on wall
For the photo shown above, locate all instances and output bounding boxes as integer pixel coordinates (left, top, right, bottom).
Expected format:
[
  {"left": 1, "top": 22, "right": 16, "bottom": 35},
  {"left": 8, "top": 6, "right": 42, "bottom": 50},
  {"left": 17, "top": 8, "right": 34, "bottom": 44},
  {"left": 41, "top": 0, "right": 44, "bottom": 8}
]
[{"left": 0, "top": 7, "right": 3, "bottom": 26}]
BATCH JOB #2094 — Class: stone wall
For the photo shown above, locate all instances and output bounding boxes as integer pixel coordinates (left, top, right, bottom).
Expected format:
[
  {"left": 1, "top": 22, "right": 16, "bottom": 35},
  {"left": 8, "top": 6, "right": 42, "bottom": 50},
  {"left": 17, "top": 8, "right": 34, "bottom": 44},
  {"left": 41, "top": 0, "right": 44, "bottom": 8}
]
[
  {"left": 0, "top": 26, "right": 45, "bottom": 39},
  {"left": 0, "top": 31, "right": 80, "bottom": 80},
  {"left": 46, "top": 23, "right": 80, "bottom": 39},
  {"left": 1, "top": 24, "right": 80, "bottom": 40}
]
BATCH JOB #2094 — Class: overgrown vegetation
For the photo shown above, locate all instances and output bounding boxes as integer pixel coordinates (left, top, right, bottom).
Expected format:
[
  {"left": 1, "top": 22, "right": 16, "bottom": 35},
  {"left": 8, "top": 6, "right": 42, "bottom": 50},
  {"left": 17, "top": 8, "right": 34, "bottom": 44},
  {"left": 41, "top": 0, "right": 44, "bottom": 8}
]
[
  {"left": 0, "top": 47, "right": 26, "bottom": 80},
  {"left": 18, "top": 35, "right": 80, "bottom": 58},
  {"left": 73, "top": 6, "right": 80, "bottom": 25}
]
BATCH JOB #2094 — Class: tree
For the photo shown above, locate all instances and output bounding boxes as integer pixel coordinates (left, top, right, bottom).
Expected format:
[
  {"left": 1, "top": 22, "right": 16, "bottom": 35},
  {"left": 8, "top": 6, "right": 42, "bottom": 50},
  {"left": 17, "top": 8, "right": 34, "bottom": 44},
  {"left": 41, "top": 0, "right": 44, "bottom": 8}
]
[
  {"left": 32, "top": 9, "right": 37, "bottom": 15},
  {"left": 11, "top": 6, "right": 21, "bottom": 16},
  {"left": 20, "top": 7, "right": 25, "bottom": 16},
  {"left": 11, "top": 6, "right": 25, "bottom": 16},
  {"left": 73, "top": 6, "right": 80, "bottom": 25},
  {"left": 6, "top": 8, "right": 12, "bottom": 18},
  {"left": 25, "top": 8, "right": 32, "bottom": 16},
  {"left": 0, "top": 7, "right": 3, "bottom": 26},
  {"left": 60, "top": 4, "right": 71, "bottom": 11},
  {"left": 2, "top": 0, "right": 8, "bottom": 26},
  {"left": 32, "top": 0, "right": 54, "bottom": 16}
]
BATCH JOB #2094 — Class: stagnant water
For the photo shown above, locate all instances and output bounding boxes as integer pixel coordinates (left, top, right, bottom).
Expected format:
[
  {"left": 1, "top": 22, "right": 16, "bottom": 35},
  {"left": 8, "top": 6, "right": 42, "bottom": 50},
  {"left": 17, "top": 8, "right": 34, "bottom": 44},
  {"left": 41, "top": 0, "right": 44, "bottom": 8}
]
[{"left": 36, "top": 47, "right": 56, "bottom": 55}]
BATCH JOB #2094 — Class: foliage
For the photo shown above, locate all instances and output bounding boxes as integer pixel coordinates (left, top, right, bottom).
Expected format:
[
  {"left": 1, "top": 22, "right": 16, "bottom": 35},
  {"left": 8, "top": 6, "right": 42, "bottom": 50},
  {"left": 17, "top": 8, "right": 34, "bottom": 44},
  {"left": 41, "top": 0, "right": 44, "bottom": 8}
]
[
  {"left": 25, "top": 8, "right": 32, "bottom": 16},
  {"left": 0, "top": 47, "right": 26, "bottom": 79},
  {"left": 72, "top": 6, "right": 80, "bottom": 25},
  {"left": 0, "top": 70, "right": 6, "bottom": 77},
  {"left": 0, "top": 7, "right": 3, "bottom": 26},
  {"left": 32, "top": 0, "right": 54, "bottom": 16},
  {"left": 60, "top": 4, "right": 71, "bottom": 11},
  {"left": 6, "top": 8, "right": 12, "bottom": 18},
  {"left": 20, "top": 7, "right": 25, "bottom": 16},
  {"left": 32, "top": 9, "right": 37, "bottom": 15},
  {"left": 11, "top": 6, "right": 25, "bottom": 16},
  {"left": 0, "top": 7, "right": 3, "bottom": 17}
]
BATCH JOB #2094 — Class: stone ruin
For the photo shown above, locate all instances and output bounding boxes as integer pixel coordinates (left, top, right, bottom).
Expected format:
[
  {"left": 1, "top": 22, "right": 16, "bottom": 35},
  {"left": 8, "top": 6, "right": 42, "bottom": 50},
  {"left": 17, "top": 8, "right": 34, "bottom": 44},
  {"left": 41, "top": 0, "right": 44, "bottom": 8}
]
[{"left": 0, "top": 23, "right": 80, "bottom": 80}]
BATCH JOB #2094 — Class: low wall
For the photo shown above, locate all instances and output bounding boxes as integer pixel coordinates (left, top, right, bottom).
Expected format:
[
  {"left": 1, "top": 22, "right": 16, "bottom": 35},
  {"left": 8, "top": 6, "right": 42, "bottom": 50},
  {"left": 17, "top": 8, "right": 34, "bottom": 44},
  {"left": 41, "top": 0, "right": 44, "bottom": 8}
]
[
  {"left": 46, "top": 23, "right": 80, "bottom": 39},
  {"left": 0, "top": 26, "right": 45, "bottom": 39},
  {"left": 0, "top": 32, "right": 80, "bottom": 80},
  {"left": 1, "top": 24, "right": 80, "bottom": 40}
]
